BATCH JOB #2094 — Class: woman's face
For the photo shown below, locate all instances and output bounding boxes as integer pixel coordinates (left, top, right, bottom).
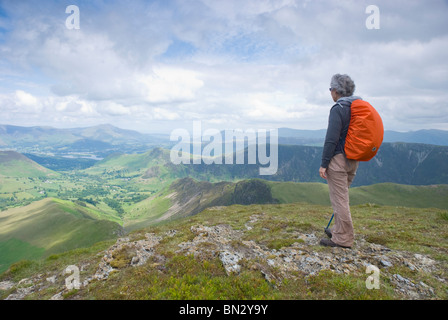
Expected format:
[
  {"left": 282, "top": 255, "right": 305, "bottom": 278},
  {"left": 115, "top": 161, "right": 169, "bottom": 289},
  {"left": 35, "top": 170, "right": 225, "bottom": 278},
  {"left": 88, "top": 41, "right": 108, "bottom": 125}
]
[{"left": 330, "top": 88, "right": 340, "bottom": 102}]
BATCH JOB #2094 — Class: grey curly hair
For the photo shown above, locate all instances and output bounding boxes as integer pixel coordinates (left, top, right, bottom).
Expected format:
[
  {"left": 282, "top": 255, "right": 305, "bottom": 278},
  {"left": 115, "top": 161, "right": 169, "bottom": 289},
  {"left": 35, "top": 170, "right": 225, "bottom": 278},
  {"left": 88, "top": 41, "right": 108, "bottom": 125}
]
[{"left": 330, "top": 74, "right": 355, "bottom": 97}]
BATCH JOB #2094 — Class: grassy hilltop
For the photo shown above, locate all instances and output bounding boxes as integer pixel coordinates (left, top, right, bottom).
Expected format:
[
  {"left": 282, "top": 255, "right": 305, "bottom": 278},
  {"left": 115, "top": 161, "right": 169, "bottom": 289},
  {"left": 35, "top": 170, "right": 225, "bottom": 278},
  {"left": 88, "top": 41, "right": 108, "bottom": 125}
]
[{"left": 0, "top": 200, "right": 447, "bottom": 300}]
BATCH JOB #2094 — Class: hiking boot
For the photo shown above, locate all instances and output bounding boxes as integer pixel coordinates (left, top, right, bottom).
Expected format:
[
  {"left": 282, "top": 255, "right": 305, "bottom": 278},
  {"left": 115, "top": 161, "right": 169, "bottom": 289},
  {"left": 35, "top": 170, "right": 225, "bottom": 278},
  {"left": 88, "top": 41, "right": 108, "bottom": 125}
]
[
  {"left": 319, "top": 238, "right": 351, "bottom": 249},
  {"left": 324, "top": 228, "right": 332, "bottom": 238}
]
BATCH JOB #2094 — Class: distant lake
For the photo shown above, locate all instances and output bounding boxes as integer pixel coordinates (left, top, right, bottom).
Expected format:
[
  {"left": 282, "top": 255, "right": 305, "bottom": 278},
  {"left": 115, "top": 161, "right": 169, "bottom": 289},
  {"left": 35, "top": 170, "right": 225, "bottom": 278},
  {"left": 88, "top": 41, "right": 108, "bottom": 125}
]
[{"left": 61, "top": 154, "right": 104, "bottom": 160}]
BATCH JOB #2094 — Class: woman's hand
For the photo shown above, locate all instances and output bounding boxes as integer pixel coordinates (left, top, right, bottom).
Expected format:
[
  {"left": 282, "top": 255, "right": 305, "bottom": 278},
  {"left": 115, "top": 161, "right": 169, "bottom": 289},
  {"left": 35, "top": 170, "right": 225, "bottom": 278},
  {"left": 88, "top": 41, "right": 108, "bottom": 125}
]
[{"left": 319, "top": 167, "right": 327, "bottom": 179}]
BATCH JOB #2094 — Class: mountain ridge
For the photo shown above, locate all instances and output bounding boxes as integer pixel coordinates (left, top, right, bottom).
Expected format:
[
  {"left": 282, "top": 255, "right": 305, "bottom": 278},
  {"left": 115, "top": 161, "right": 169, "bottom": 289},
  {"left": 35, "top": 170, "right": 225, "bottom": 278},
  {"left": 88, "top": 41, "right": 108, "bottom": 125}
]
[
  {"left": 84, "top": 143, "right": 448, "bottom": 187},
  {"left": 1, "top": 124, "right": 448, "bottom": 156}
]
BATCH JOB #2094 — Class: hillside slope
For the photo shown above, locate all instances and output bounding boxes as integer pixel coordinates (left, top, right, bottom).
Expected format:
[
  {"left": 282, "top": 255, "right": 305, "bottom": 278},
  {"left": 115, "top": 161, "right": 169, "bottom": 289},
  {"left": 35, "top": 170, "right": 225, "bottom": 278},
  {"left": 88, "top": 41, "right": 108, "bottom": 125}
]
[
  {"left": 0, "top": 198, "right": 124, "bottom": 274},
  {"left": 124, "top": 178, "right": 278, "bottom": 231}
]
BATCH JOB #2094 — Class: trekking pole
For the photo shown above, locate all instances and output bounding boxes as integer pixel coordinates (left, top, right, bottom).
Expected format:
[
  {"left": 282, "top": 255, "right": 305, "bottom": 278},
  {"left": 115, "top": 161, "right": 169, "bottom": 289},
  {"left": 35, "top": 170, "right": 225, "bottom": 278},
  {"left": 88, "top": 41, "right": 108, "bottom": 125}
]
[{"left": 326, "top": 213, "right": 334, "bottom": 229}]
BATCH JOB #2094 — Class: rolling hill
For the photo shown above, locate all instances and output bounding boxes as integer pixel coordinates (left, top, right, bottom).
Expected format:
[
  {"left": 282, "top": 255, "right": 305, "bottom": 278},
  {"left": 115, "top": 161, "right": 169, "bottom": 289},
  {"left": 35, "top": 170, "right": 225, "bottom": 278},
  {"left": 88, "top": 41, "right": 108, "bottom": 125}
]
[
  {"left": 0, "top": 151, "right": 58, "bottom": 178},
  {"left": 0, "top": 198, "right": 124, "bottom": 274}
]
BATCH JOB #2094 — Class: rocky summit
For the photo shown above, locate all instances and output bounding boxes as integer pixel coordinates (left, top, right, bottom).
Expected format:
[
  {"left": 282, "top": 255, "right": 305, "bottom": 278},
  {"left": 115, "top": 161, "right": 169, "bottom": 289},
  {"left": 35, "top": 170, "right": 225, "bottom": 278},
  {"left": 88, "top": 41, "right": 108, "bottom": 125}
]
[{"left": 1, "top": 207, "right": 446, "bottom": 300}]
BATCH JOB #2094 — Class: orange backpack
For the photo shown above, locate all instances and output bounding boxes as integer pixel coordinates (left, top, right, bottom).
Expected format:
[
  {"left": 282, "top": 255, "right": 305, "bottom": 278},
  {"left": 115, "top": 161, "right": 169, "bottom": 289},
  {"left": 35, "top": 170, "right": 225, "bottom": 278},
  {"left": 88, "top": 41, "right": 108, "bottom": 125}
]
[{"left": 344, "top": 99, "right": 384, "bottom": 161}]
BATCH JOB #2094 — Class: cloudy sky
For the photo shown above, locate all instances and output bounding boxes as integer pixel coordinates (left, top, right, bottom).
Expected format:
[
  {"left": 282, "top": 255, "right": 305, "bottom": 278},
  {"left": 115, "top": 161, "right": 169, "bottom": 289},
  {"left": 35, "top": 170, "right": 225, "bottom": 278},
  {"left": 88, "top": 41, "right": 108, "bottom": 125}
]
[{"left": 0, "top": 0, "right": 447, "bottom": 134}]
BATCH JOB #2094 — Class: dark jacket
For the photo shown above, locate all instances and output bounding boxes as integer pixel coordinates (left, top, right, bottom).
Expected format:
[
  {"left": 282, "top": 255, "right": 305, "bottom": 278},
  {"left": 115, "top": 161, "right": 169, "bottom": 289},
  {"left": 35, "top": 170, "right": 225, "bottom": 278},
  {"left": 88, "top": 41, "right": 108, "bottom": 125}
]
[{"left": 321, "top": 96, "right": 362, "bottom": 168}]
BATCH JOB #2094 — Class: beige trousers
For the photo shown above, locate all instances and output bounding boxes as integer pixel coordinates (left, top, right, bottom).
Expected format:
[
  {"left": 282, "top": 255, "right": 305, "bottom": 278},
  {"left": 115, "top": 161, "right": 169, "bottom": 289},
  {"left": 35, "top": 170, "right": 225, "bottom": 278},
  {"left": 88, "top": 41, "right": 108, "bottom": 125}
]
[{"left": 326, "top": 153, "right": 359, "bottom": 248}]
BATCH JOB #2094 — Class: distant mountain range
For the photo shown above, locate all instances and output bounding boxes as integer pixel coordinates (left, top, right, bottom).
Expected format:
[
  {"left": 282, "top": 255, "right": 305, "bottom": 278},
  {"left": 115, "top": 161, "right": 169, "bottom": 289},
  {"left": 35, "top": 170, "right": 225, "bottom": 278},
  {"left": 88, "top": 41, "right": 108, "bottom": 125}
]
[
  {"left": 2, "top": 122, "right": 448, "bottom": 186},
  {"left": 1, "top": 124, "right": 447, "bottom": 158},
  {"left": 0, "top": 124, "right": 169, "bottom": 156}
]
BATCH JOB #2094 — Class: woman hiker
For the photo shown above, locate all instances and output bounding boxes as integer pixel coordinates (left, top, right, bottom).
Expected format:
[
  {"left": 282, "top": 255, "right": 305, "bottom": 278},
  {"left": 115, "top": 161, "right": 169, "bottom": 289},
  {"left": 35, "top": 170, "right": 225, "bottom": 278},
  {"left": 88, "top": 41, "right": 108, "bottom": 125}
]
[{"left": 319, "top": 74, "right": 361, "bottom": 249}]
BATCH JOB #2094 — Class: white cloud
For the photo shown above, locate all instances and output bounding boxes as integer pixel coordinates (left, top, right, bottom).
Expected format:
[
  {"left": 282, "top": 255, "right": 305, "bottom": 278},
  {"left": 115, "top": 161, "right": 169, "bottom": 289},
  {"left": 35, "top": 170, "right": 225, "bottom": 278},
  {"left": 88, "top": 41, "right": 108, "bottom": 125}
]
[
  {"left": 0, "top": 0, "right": 447, "bottom": 132},
  {"left": 152, "top": 107, "right": 181, "bottom": 121},
  {"left": 138, "top": 66, "right": 204, "bottom": 104},
  {"left": 97, "top": 101, "right": 131, "bottom": 116},
  {"left": 15, "top": 90, "right": 37, "bottom": 106}
]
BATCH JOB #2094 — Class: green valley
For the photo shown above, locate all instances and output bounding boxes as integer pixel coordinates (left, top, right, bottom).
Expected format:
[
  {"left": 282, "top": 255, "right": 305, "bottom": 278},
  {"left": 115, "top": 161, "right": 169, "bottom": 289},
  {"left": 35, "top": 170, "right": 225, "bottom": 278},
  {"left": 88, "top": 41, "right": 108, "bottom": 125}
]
[{"left": 1, "top": 143, "right": 448, "bottom": 290}]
